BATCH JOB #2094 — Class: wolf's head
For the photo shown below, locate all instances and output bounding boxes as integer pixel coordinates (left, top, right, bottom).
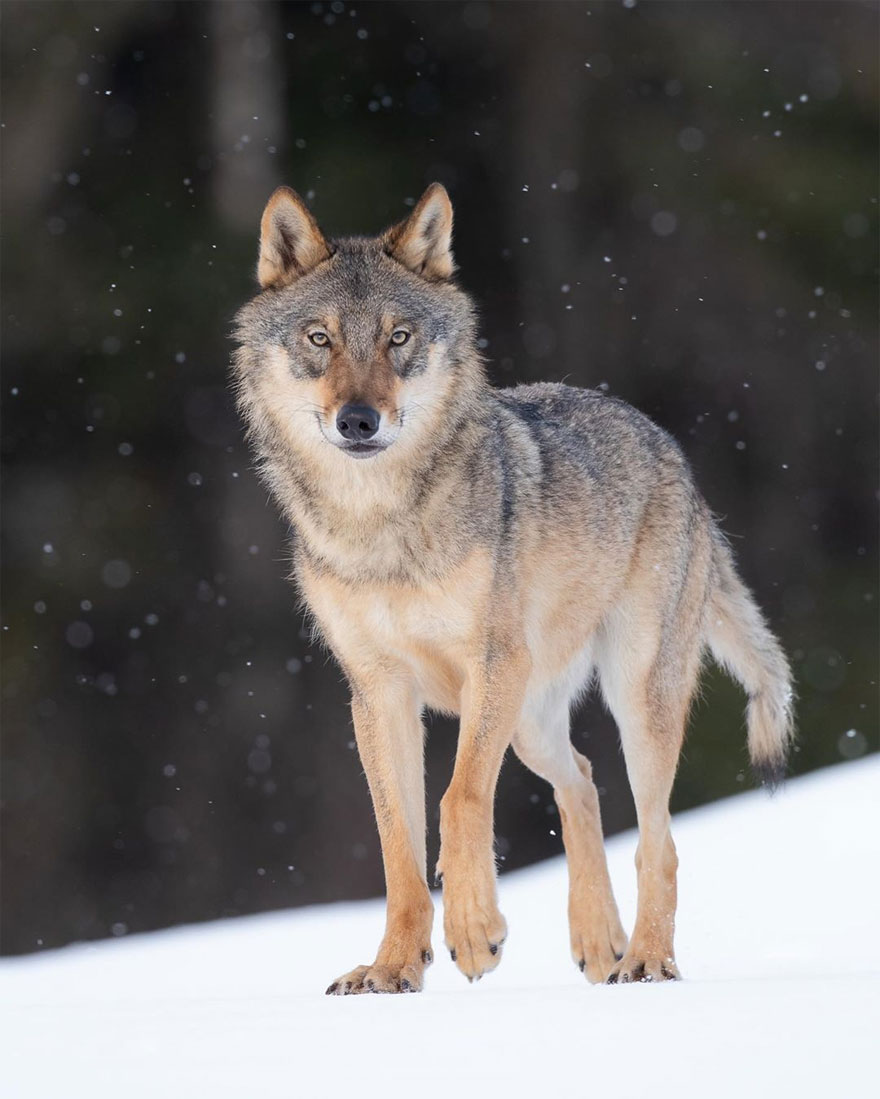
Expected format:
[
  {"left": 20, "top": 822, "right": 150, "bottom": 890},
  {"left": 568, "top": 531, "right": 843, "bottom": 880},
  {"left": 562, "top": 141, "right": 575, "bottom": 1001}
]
[{"left": 233, "top": 184, "right": 482, "bottom": 477}]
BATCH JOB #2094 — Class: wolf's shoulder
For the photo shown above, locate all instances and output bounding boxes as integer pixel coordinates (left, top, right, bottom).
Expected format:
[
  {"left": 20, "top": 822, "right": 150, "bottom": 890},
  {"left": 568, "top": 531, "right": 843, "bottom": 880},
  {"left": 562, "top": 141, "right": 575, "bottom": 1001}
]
[
  {"left": 495, "top": 381, "right": 615, "bottom": 420},
  {"left": 493, "top": 382, "right": 680, "bottom": 456}
]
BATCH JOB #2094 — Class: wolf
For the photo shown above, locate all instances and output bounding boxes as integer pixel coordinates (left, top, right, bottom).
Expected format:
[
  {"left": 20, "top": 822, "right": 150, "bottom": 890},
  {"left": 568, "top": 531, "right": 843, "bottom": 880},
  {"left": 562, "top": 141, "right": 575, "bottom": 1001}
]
[{"left": 232, "top": 183, "right": 794, "bottom": 994}]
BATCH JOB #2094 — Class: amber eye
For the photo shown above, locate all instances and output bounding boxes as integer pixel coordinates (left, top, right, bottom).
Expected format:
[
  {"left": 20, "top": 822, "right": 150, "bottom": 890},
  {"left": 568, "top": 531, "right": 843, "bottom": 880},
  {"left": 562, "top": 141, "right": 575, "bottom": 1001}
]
[
  {"left": 390, "top": 329, "right": 410, "bottom": 347},
  {"left": 308, "top": 331, "right": 330, "bottom": 348}
]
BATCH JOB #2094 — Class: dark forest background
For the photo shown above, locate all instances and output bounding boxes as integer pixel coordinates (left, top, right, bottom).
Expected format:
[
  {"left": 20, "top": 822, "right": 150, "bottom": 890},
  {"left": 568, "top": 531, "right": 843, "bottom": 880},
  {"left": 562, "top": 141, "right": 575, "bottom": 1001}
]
[{"left": 1, "top": 0, "right": 877, "bottom": 956}]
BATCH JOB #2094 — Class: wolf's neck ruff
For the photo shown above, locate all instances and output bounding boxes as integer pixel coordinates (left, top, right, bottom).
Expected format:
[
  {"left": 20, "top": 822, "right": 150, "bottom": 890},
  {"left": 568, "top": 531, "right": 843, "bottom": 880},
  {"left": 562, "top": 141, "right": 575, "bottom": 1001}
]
[{"left": 276, "top": 380, "right": 496, "bottom": 587}]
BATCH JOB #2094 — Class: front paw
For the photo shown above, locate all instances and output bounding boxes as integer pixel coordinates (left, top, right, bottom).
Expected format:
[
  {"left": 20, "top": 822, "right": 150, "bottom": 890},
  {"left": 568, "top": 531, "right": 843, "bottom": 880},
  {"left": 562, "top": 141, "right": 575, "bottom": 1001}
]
[
  {"left": 441, "top": 877, "right": 507, "bottom": 982},
  {"left": 570, "top": 905, "right": 629, "bottom": 984},
  {"left": 325, "top": 950, "right": 433, "bottom": 996}
]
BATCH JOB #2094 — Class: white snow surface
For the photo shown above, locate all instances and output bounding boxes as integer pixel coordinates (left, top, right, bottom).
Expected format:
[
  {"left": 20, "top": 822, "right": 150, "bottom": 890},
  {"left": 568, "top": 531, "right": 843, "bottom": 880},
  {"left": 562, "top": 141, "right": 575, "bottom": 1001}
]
[{"left": 2, "top": 758, "right": 877, "bottom": 1099}]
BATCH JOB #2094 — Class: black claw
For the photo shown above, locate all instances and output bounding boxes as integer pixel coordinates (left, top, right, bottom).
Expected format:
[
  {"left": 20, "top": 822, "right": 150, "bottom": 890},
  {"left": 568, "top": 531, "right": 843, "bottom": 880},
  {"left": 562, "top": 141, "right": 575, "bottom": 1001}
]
[
  {"left": 365, "top": 979, "right": 375, "bottom": 991},
  {"left": 400, "top": 979, "right": 411, "bottom": 991},
  {"left": 606, "top": 972, "right": 618, "bottom": 984},
  {"left": 614, "top": 952, "right": 624, "bottom": 962},
  {"left": 422, "top": 950, "right": 433, "bottom": 965},
  {"left": 489, "top": 943, "right": 498, "bottom": 956},
  {"left": 578, "top": 959, "right": 585, "bottom": 973},
  {"left": 326, "top": 982, "right": 339, "bottom": 995},
  {"left": 450, "top": 949, "right": 457, "bottom": 962}
]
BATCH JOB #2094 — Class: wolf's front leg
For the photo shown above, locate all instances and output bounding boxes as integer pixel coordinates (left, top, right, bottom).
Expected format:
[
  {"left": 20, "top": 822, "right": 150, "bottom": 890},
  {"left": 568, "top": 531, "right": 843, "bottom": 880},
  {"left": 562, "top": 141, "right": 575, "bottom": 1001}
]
[
  {"left": 437, "top": 644, "right": 530, "bottom": 982},
  {"left": 326, "top": 676, "right": 433, "bottom": 995}
]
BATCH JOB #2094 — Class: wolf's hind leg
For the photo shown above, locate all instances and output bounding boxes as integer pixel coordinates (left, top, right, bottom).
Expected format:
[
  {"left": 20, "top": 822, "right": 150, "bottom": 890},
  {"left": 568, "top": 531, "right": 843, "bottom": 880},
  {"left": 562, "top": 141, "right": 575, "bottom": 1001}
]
[
  {"left": 598, "top": 634, "right": 702, "bottom": 984},
  {"left": 326, "top": 674, "right": 433, "bottom": 995},
  {"left": 513, "top": 700, "right": 627, "bottom": 984},
  {"left": 597, "top": 500, "right": 712, "bottom": 984}
]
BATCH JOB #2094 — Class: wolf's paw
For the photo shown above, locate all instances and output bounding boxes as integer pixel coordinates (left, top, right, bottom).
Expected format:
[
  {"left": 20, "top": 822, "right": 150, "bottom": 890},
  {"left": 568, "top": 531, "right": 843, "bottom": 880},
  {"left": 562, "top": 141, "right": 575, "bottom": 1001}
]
[
  {"left": 325, "top": 950, "right": 433, "bottom": 996},
  {"left": 572, "top": 920, "right": 629, "bottom": 984},
  {"left": 605, "top": 951, "right": 680, "bottom": 984},
  {"left": 441, "top": 884, "right": 507, "bottom": 982}
]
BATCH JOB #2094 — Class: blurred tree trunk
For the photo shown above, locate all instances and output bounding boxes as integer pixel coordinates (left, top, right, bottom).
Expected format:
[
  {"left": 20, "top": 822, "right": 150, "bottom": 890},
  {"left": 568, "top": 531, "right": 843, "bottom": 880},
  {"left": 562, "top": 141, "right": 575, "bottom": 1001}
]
[
  {"left": 502, "top": 3, "right": 596, "bottom": 384},
  {"left": 210, "top": 0, "right": 284, "bottom": 233},
  {"left": 1, "top": 0, "right": 145, "bottom": 214}
]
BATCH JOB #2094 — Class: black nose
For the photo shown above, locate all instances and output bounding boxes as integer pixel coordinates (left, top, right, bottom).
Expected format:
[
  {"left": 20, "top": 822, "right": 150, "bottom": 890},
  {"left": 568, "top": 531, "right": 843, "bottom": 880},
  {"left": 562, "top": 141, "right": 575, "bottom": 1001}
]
[{"left": 336, "top": 404, "right": 380, "bottom": 441}]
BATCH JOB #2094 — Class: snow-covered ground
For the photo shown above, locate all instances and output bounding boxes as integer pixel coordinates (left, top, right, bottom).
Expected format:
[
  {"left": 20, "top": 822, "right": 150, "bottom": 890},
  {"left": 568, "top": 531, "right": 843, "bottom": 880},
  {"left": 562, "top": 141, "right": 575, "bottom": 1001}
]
[{"left": 2, "top": 758, "right": 877, "bottom": 1098}]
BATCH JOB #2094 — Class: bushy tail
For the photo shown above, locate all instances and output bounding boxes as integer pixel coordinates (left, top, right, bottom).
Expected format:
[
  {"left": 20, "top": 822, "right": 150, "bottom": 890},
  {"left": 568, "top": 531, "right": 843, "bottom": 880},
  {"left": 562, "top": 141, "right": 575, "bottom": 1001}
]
[{"left": 705, "top": 533, "right": 795, "bottom": 789}]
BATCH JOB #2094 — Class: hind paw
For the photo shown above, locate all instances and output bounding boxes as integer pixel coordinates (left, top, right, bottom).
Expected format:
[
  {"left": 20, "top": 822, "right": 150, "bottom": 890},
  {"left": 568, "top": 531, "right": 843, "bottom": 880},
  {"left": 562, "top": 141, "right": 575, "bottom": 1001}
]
[
  {"left": 326, "top": 950, "right": 432, "bottom": 995},
  {"left": 606, "top": 952, "right": 680, "bottom": 984}
]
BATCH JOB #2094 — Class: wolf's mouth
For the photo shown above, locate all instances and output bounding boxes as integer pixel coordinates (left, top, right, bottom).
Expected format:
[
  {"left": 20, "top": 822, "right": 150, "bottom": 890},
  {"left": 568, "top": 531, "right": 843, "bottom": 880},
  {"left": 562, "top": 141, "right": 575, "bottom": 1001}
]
[{"left": 341, "top": 442, "right": 387, "bottom": 460}]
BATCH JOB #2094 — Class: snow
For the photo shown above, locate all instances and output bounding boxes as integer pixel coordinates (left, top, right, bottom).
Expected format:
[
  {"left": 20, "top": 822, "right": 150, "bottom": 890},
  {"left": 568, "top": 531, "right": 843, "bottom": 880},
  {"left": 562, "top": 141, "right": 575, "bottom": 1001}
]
[{"left": 2, "top": 758, "right": 877, "bottom": 1098}]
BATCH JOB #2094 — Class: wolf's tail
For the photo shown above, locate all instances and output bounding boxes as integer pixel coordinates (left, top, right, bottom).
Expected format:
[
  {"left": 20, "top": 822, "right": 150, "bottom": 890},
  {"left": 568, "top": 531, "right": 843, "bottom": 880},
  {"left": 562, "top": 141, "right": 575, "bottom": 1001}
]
[{"left": 705, "top": 532, "right": 795, "bottom": 789}]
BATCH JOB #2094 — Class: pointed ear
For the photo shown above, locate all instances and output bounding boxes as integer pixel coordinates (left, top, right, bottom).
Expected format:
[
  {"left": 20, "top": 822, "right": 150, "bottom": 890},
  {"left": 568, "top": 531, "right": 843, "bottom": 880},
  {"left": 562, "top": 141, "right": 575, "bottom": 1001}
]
[
  {"left": 384, "top": 183, "right": 454, "bottom": 281},
  {"left": 257, "top": 186, "right": 332, "bottom": 289}
]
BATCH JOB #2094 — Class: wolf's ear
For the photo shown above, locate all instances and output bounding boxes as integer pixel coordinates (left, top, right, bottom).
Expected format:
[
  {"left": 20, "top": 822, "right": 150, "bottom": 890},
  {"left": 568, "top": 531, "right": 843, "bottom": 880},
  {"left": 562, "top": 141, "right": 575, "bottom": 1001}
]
[
  {"left": 257, "top": 186, "right": 332, "bottom": 289},
  {"left": 384, "top": 183, "right": 454, "bottom": 281}
]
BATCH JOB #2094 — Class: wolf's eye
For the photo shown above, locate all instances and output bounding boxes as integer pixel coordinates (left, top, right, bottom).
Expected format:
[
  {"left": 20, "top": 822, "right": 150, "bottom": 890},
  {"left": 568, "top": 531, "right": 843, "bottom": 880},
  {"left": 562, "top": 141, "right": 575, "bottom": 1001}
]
[
  {"left": 390, "top": 329, "right": 410, "bottom": 347},
  {"left": 308, "top": 331, "right": 330, "bottom": 348}
]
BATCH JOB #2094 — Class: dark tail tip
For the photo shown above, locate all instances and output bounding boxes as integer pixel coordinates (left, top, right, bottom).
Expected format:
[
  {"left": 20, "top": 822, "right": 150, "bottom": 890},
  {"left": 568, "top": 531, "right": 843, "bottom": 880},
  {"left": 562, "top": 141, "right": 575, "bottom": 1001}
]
[{"left": 752, "top": 758, "right": 786, "bottom": 793}]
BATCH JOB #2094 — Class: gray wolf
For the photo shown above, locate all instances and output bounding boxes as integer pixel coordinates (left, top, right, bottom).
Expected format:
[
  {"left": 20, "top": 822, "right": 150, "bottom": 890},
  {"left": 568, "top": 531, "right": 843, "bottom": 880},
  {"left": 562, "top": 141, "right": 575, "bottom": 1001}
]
[{"left": 232, "top": 183, "right": 794, "bottom": 993}]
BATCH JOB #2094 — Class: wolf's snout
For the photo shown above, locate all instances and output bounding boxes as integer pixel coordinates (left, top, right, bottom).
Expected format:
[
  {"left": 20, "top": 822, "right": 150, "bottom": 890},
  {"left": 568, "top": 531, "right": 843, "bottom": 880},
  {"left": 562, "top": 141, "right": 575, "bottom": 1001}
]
[{"left": 336, "top": 404, "right": 380, "bottom": 441}]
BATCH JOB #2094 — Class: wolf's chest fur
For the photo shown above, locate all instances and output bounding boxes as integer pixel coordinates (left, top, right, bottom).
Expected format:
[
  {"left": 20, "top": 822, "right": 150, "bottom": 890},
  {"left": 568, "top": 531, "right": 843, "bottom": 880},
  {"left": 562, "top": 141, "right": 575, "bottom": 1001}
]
[{"left": 299, "top": 546, "right": 495, "bottom": 713}]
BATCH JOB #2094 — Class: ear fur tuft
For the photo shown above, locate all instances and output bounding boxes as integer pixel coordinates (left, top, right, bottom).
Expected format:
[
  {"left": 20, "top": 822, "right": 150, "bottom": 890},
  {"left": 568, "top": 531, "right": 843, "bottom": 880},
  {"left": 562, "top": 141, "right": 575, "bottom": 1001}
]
[
  {"left": 258, "top": 186, "right": 331, "bottom": 289},
  {"left": 384, "top": 183, "right": 454, "bottom": 281}
]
